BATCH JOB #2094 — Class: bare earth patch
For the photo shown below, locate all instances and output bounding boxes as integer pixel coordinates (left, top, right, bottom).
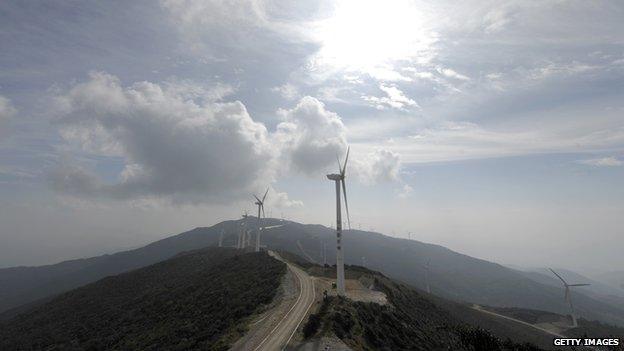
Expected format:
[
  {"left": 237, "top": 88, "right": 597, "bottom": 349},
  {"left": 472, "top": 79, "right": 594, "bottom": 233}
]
[{"left": 314, "top": 277, "right": 388, "bottom": 305}]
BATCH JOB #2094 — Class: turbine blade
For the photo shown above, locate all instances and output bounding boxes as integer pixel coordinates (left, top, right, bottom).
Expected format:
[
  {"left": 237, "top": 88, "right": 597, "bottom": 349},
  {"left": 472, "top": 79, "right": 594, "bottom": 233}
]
[
  {"left": 336, "top": 153, "right": 342, "bottom": 172},
  {"left": 253, "top": 194, "right": 261, "bottom": 203},
  {"left": 568, "top": 283, "right": 590, "bottom": 287},
  {"left": 262, "top": 187, "right": 269, "bottom": 202},
  {"left": 341, "top": 178, "right": 351, "bottom": 229},
  {"left": 261, "top": 204, "right": 266, "bottom": 218},
  {"left": 341, "top": 146, "right": 350, "bottom": 176},
  {"left": 549, "top": 268, "right": 567, "bottom": 285}
]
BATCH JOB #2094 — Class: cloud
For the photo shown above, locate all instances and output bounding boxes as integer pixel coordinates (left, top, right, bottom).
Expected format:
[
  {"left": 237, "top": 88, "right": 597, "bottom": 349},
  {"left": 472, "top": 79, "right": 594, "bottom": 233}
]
[
  {"left": 577, "top": 156, "right": 623, "bottom": 167},
  {"left": 352, "top": 148, "right": 401, "bottom": 185},
  {"left": 50, "top": 73, "right": 402, "bottom": 204},
  {"left": 482, "top": 6, "right": 514, "bottom": 33},
  {"left": 0, "top": 95, "right": 16, "bottom": 122},
  {"left": 51, "top": 72, "right": 275, "bottom": 204},
  {"left": 267, "top": 188, "right": 304, "bottom": 208},
  {"left": 437, "top": 67, "right": 470, "bottom": 81},
  {"left": 397, "top": 183, "right": 413, "bottom": 199},
  {"left": 271, "top": 83, "right": 299, "bottom": 100},
  {"left": 275, "top": 96, "right": 347, "bottom": 174},
  {"left": 363, "top": 84, "right": 418, "bottom": 110}
]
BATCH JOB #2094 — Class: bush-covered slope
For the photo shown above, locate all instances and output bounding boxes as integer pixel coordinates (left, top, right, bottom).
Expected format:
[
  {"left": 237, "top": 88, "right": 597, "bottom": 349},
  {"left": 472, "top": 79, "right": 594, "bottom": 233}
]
[
  {"left": 0, "top": 248, "right": 285, "bottom": 351},
  {"left": 302, "top": 273, "right": 546, "bottom": 351}
]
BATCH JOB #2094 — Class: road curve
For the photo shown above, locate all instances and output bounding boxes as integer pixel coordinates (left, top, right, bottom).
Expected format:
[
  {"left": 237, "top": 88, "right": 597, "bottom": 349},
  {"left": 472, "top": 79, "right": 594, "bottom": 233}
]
[
  {"left": 471, "top": 304, "right": 565, "bottom": 337},
  {"left": 252, "top": 251, "right": 316, "bottom": 351}
]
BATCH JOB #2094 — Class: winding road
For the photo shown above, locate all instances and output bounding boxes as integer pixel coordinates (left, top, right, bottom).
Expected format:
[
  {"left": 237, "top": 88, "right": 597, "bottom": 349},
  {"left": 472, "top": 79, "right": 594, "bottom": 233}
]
[{"left": 251, "top": 251, "right": 316, "bottom": 351}]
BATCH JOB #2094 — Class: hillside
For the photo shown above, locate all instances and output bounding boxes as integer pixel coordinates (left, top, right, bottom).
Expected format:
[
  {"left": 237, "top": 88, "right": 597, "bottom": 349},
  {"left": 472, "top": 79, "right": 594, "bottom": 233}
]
[
  {"left": 264, "top": 221, "right": 624, "bottom": 327},
  {"left": 301, "top": 265, "right": 553, "bottom": 351},
  {"left": 2, "top": 218, "right": 624, "bottom": 328},
  {"left": 485, "top": 306, "right": 624, "bottom": 341},
  {"left": 0, "top": 248, "right": 286, "bottom": 351}
]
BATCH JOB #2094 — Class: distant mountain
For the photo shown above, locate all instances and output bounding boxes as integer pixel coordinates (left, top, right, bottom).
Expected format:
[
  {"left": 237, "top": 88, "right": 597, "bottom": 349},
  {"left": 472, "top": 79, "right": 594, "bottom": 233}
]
[
  {"left": 592, "top": 271, "right": 624, "bottom": 291},
  {"left": 2, "top": 218, "right": 624, "bottom": 328},
  {"left": 514, "top": 267, "right": 624, "bottom": 310},
  {"left": 0, "top": 248, "right": 286, "bottom": 350},
  {"left": 282, "top": 223, "right": 624, "bottom": 327},
  {"left": 515, "top": 267, "right": 624, "bottom": 298}
]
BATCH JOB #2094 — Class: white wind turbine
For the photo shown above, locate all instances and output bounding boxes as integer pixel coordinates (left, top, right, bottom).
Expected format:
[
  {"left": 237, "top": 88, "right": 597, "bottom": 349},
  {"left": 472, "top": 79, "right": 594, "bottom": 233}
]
[
  {"left": 253, "top": 188, "right": 269, "bottom": 252},
  {"left": 327, "top": 147, "right": 351, "bottom": 296},
  {"left": 424, "top": 259, "right": 431, "bottom": 294},
  {"left": 238, "top": 211, "right": 248, "bottom": 249},
  {"left": 549, "top": 268, "right": 590, "bottom": 327}
]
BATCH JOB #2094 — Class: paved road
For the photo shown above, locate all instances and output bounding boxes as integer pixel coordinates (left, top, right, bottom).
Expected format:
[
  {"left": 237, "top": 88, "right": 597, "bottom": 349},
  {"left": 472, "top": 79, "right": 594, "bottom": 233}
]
[
  {"left": 471, "top": 304, "right": 565, "bottom": 338},
  {"left": 252, "top": 252, "right": 316, "bottom": 351}
]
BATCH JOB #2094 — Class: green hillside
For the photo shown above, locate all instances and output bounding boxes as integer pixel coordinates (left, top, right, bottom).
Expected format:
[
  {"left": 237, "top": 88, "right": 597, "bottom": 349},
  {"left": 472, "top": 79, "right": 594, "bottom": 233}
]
[
  {"left": 302, "top": 266, "right": 548, "bottom": 350},
  {"left": 0, "top": 248, "right": 285, "bottom": 351}
]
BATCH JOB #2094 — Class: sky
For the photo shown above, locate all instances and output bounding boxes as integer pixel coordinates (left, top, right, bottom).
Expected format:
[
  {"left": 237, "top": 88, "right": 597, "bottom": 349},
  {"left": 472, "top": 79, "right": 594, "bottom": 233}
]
[{"left": 0, "top": 0, "right": 623, "bottom": 273}]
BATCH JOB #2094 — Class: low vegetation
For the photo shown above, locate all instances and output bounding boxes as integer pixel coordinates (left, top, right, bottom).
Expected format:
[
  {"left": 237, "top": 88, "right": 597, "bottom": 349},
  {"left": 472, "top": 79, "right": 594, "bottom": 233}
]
[
  {"left": 0, "top": 248, "right": 286, "bottom": 351},
  {"left": 303, "top": 271, "right": 547, "bottom": 350}
]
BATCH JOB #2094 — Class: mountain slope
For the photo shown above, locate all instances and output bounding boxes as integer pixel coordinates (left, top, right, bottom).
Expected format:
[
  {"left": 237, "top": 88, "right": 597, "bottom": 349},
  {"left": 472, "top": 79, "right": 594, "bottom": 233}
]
[
  {"left": 262, "top": 221, "right": 624, "bottom": 327},
  {"left": 2, "top": 218, "right": 623, "bottom": 328},
  {"left": 0, "top": 248, "right": 286, "bottom": 351},
  {"left": 301, "top": 265, "right": 553, "bottom": 350}
]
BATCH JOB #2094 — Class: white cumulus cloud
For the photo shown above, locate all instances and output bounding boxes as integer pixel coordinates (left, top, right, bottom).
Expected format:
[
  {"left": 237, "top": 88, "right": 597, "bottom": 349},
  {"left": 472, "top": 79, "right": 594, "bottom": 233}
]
[
  {"left": 274, "top": 96, "right": 347, "bottom": 174},
  {"left": 51, "top": 72, "right": 275, "bottom": 204},
  {"left": 352, "top": 148, "right": 401, "bottom": 185}
]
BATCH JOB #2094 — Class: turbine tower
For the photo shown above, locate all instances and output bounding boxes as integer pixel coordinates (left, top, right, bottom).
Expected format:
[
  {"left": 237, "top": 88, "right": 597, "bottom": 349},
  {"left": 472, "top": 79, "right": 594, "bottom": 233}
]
[
  {"left": 549, "top": 268, "right": 590, "bottom": 327},
  {"left": 327, "top": 147, "right": 351, "bottom": 296},
  {"left": 253, "top": 188, "right": 269, "bottom": 252},
  {"left": 218, "top": 228, "right": 224, "bottom": 247},
  {"left": 424, "top": 259, "right": 431, "bottom": 294}
]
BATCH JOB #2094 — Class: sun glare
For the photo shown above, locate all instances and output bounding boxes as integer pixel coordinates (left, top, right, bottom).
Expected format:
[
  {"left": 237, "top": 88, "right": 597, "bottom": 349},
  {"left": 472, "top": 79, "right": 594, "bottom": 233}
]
[{"left": 313, "top": 0, "right": 436, "bottom": 73}]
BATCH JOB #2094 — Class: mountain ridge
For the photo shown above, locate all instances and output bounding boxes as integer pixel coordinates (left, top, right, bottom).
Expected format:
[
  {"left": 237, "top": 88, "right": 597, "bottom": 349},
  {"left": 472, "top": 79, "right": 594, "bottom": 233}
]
[{"left": 1, "top": 218, "right": 623, "bottom": 328}]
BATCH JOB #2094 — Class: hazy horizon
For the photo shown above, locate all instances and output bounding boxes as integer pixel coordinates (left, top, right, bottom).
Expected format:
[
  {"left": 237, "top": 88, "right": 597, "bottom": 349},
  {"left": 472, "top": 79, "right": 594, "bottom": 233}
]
[{"left": 1, "top": 1, "right": 623, "bottom": 274}]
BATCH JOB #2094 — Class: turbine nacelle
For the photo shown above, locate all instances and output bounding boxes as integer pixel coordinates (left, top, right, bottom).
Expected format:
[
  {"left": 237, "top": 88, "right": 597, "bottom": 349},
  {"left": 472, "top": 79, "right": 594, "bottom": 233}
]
[{"left": 326, "top": 173, "right": 343, "bottom": 181}]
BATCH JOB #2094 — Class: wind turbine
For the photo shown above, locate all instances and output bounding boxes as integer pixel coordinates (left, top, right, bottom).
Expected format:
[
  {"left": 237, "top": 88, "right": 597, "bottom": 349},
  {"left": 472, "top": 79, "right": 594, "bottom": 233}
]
[
  {"left": 218, "top": 228, "right": 224, "bottom": 247},
  {"left": 327, "top": 146, "right": 351, "bottom": 296},
  {"left": 424, "top": 259, "right": 431, "bottom": 294},
  {"left": 549, "top": 268, "right": 590, "bottom": 327},
  {"left": 238, "top": 213, "right": 247, "bottom": 249},
  {"left": 253, "top": 188, "right": 269, "bottom": 252},
  {"left": 236, "top": 226, "right": 242, "bottom": 248}
]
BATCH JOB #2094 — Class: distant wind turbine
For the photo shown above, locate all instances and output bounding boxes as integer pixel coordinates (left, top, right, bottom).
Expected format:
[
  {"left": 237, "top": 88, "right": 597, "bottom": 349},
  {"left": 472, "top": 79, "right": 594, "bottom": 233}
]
[
  {"left": 327, "top": 146, "right": 351, "bottom": 296},
  {"left": 238, "top": 213, "right": 247, "bottom": 249},
  {"left": 253, "top": 188, "right": 268, "bottom": 252},
  {"left": 424, "top": 259, "right": 431, "bottom": 294},
  {"left": 549, "top": 268, "right": 590, "bottom": 327},
  {"left": 218, "top": 228, "right": 224, "bottom": 247}
]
